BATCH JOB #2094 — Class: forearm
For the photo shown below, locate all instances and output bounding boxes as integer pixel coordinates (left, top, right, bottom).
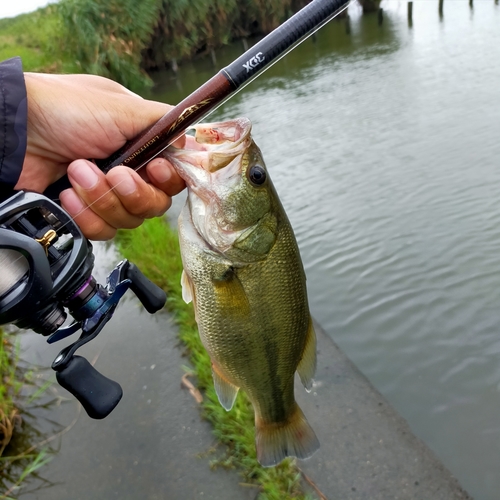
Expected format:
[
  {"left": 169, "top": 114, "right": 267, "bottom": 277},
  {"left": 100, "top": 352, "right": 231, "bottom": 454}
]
[{"left": 0, "top": 57, "right": 27, "bottom": 202}]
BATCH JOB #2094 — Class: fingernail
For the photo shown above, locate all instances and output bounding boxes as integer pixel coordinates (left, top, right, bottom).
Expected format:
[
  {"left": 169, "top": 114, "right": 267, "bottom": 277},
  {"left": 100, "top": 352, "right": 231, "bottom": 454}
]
[
  {"left": 113, "top": 173, "right": 137, "bottom": 196},
  {"left": 149, "top": 159, "right": 172, "bottom": 184},
  {"left": 60, "top": 189, "right": 86, "bottom": 216},
  {"left": 69, "top": 161, "right": 99, "bottom": 189}
]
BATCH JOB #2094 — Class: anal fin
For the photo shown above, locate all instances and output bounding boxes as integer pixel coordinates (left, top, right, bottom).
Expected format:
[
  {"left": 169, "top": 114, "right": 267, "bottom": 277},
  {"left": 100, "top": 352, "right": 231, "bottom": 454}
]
[
  {"left": 212, "top": 364, "right": 239, "bottom": 411},
  {"left": 297, "top": 318, "right": 317, "bottom": 392}
]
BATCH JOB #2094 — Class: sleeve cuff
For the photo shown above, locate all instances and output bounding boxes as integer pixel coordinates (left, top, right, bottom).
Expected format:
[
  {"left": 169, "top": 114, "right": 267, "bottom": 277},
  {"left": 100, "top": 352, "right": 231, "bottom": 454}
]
[{"left": 0, "top": 57, "right": 27, "bottom": 192}]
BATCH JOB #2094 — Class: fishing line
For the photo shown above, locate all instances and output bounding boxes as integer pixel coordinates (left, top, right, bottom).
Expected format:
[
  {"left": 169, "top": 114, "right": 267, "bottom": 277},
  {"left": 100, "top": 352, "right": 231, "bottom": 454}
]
[
  {"left": 49, "top": 0, "right": 351, "bottom": 229},
  {"left": 2, "top": 0, "right": 351, "bottom": 279}
]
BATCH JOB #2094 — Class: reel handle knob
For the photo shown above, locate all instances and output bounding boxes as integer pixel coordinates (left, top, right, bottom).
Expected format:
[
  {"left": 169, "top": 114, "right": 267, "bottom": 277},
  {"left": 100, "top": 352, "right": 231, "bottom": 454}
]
[
  {"left": 55, "top": 356, "right": 123, "bottom": 419},
  {"left": 125, "top": 262, "right": 166, "bottom": 313}
]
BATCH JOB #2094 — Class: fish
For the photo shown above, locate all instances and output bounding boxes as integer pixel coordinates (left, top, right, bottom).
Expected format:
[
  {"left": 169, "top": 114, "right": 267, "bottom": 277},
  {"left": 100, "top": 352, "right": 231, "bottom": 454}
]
[{"left": 164, "top": 117, "right": 319, "bottom": 467}]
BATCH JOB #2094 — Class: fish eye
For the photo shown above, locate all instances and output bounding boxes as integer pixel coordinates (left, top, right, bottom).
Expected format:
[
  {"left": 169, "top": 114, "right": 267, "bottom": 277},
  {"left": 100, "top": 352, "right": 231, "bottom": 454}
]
[{"left": 248, "top": 165, "right": 267, "bottom": 186}]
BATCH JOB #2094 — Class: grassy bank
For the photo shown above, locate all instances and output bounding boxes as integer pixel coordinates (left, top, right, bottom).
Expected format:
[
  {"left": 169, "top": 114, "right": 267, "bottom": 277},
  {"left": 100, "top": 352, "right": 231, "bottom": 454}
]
[
  {"left": 0, "top": 329, "right": 53, "bottom": 499},
  {"left": 0, "top": 6, "right": 77, "bottom": 74},
  {"left": 0, "top": 330, "right": 20, "bottom": 459},
  {"left": 116, "top": 218, "right": 314, "bottom": 500},
  {"left": 1, "top": 0, "right": 310, "bottom": 91}
]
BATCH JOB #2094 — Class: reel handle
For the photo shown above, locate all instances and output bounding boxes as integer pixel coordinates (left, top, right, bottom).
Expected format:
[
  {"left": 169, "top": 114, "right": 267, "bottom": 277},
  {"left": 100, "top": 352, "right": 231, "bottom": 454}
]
[
  {"left": 55, "top": 355, "right": 123, "bottom": 419},
  {"left": 125, "top": 262, "right": 166, "bottom": 313},
  {"left": 50, "top": 260, "right": 166, "bottom": 419}
]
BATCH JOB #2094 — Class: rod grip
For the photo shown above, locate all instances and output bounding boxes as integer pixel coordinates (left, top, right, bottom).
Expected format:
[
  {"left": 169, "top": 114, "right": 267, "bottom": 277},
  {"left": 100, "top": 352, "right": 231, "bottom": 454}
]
[{"left": 56, "top": 356, "right": 123, "bottom": 419}]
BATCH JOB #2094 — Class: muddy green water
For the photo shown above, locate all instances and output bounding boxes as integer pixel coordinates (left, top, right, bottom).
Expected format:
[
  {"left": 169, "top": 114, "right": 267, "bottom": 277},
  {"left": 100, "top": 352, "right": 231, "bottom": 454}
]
[{"left": 149, "top": 3, "right": 500, "bottom": 499}]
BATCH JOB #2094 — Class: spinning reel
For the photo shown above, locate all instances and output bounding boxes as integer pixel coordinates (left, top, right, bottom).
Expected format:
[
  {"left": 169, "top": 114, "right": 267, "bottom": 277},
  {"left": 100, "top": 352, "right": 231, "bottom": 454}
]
[{"left": 0, "top": 191, "right": 166, "bottom": 419}]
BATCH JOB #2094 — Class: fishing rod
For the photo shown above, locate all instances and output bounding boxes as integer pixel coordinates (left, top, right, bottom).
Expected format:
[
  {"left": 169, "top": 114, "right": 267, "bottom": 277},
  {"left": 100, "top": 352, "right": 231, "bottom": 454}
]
[
  {"left": 96, "top": 0, "right": 351, "bottom": 172},
  {"left": 0, "top": 0, "right": 351, "bottom": 420}
]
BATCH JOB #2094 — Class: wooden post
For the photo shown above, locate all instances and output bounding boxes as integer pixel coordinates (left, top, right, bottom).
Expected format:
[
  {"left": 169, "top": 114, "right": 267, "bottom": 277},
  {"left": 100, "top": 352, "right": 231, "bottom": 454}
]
[
  {"left": 378, "top": 8, "right": 384, "bottom": 25},
  {"left": 469, "top": 0, "right": 473, "bottom": 7},
  {"left": 358, "top": 0, "right": 381, "bottom": 13},
  {"left": 439, "top": 0, "right": 444, "bottom": 18},
  {"left": 408, "top": 2, "right": 413, "bottom": 26},
  {"left": 345, "top": 13, "right": 351, "bottom": 34}
]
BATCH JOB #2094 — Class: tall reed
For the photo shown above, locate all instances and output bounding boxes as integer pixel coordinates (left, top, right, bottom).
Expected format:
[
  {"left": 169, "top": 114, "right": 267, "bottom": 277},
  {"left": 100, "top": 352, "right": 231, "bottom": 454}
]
[
  {"left": 3, "top": 0, "right": 312, "bottom": 90},
  {"left": 58, "top": 0, "right": 311, "bottom": 88},
  {"left": 59, "top": 0, "right": 160, "bottom": 90},
  {"left": 144, "top": 0, "right": 310, "bottom": 70}
]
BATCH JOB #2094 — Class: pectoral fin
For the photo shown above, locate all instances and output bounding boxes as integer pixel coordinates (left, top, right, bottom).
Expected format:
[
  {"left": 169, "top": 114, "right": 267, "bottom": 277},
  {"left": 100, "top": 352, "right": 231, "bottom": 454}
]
[
  {"left": 212, "top": 363, "right": 239, "bottom": 411},
  {"left": 297, "top": 318, "right": 317, "bottom": 392},
  {"left": 213, "top": 267, "right": 250, "bottom": 317}
]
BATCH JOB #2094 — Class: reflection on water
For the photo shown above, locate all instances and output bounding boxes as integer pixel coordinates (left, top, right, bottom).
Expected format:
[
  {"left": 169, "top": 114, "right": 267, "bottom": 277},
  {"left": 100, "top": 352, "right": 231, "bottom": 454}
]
[{"left": 152, "top": 3, "right": 500, "bottom": 499}]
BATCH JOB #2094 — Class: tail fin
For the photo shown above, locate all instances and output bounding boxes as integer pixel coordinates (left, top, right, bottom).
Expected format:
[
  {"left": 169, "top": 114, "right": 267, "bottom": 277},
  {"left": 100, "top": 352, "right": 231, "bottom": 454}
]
[{"left": 255, "top": 403, "right": 320, "bottom": 467}]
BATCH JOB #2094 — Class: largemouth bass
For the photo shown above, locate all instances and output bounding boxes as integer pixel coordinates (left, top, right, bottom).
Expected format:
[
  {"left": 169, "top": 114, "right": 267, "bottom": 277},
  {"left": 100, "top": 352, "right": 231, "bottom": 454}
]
[{"left": 165, "top": 118, "right": 319, "bottom": 467}]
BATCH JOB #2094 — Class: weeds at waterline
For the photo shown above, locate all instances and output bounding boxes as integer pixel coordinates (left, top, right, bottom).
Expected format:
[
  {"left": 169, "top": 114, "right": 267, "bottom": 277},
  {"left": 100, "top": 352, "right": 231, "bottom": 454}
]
[
  {"left": 0, "top": 329, "right": 59, "bottom": 499},
  {"left": 1, "top": 0, "right": 311, "bottom": 92}
]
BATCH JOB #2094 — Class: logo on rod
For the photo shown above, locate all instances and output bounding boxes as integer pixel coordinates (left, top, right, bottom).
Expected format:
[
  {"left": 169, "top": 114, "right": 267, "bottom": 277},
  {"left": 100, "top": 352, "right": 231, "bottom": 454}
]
[{"left": 243, "top": 52, "right": 265, "bottom": 73}]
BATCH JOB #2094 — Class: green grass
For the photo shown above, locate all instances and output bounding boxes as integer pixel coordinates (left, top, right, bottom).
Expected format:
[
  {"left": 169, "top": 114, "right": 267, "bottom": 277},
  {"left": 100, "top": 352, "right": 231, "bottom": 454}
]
[
  {"left": 57, "top": 0, "right": 159, "bottom": 90},
  {"left": 115, "top": 218, "right": 314, "bottom": 500},
  {"left": 0, "top": 0, "right": 153, "bottom": 89},
  {"left": 0, "top": 5, "right": 77, "bottom": 73},
  {"left": 0, "top": 328, "right": 55, "bottom": 498},
  {"left": 1, "top": 0, "right": 311, "bottom": 91},
  {"left": 0, "top": 330, "right": 23, "bottom": 457}
]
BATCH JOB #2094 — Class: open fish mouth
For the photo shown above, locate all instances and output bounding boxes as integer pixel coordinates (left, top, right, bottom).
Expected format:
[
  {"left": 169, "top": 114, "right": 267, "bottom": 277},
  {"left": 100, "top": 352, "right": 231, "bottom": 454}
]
[
  {"left": 163, "top": 117, "right": 258, "bottom": 252},
  {"left": 166, "top": 117, "right": 253, "bottom": 174}
]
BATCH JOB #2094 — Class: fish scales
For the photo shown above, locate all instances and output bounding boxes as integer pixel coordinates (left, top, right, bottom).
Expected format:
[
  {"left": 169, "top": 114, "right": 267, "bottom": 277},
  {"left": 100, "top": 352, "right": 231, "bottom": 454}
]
[{"left": 166, "top": 117, "right": 319, "bottom": 467}]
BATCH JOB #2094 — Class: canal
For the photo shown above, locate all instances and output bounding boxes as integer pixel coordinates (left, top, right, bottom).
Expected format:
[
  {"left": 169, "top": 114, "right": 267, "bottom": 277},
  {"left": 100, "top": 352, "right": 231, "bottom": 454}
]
[{"left": 150, "top": 2, "right": 500, "bottom": 498}]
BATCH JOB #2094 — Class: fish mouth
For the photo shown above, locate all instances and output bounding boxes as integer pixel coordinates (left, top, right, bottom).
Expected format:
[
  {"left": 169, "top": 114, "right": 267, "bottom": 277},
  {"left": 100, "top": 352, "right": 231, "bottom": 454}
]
[
  {"left": 164, "top": 118, "right": 254, "bottom": 253},
  {"left": 165, "top": 117, "right": 252, "bottom": 174}
]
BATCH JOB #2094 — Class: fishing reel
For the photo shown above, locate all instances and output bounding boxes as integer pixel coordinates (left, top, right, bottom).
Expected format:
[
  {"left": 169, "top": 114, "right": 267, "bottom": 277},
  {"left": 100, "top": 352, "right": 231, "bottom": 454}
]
[{"left": 0, "top": 191, "right": 166, "bottom": 419}]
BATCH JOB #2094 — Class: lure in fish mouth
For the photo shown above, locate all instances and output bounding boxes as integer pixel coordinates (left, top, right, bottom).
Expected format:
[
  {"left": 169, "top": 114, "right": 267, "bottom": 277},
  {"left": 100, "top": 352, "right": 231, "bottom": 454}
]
[{"left": 164, "top": 118, "right": 319, "bottom": 467}]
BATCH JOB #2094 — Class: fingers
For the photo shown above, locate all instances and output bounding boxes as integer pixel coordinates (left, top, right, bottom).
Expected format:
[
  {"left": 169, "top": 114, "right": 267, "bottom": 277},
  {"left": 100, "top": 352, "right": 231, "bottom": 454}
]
[
  {"left": 106, "top": 166, "right": 172, "bottom": 218},
  {"left": 146, "top": 158, "right": 186, "bottom": 196},
  {"left": 60, "top": 159, "right": 175, "bottom": 240},
  {"left": 60, "top": 188, "right": 117, "bottom": 240}
]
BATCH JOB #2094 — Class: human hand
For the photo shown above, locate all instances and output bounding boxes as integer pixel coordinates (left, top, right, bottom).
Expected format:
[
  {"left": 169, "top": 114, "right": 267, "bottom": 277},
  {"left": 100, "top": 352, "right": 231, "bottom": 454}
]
[{"left": 16, "top": 72, "right": 186, "bottom": 240}]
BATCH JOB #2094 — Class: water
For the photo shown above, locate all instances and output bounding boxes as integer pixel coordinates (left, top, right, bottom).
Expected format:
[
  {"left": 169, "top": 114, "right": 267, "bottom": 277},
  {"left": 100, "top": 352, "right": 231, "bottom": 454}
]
[{"left": 151, "top": 3, "right": 500, "bottom": 498}]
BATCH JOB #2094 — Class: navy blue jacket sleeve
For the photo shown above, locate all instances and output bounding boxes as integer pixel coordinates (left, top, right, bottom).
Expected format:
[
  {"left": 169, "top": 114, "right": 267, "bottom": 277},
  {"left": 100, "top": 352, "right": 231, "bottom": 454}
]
[{"left": 0, "top": 57, "right": 27, "bottom": 202}]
